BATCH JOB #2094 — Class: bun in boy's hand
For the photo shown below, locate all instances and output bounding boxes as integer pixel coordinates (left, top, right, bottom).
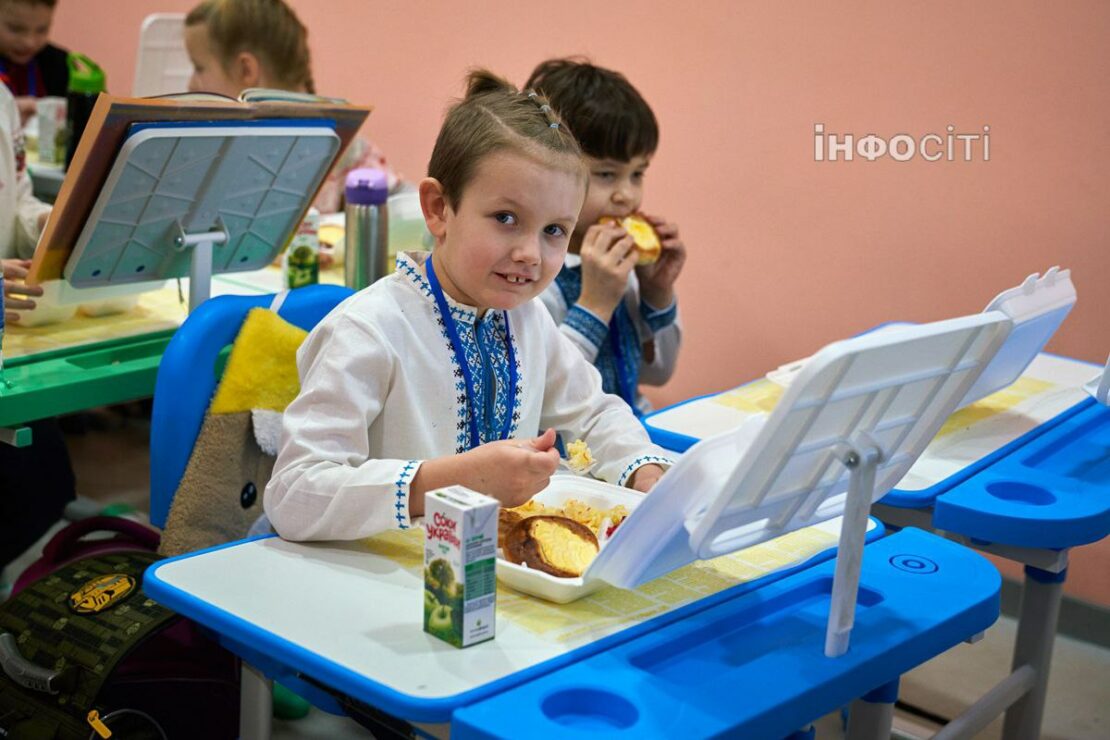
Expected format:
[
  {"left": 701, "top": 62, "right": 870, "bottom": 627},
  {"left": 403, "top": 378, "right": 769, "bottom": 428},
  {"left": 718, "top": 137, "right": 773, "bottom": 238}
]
[{"left": 599, "top": 214, "right": 661, "bottom": 265}]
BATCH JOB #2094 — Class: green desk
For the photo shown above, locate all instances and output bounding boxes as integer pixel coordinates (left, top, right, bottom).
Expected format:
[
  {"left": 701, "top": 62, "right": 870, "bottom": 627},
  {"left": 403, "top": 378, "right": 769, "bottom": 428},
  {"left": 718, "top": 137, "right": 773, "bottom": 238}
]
[
  {"left": 0, "top": 329, "right": 174, "bottom": 429},
  {"left": 0, "top": 267, "right": 313, "bottom": 443}
]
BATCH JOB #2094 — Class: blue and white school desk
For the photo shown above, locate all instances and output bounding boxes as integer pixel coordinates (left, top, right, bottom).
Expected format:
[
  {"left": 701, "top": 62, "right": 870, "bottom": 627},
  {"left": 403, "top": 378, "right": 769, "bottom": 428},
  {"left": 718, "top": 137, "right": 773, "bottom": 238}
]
[
  {"left": 145, "top": 311, "right": 1021, "bottom": 739},
  {"left": 145, "top": 524, "right": 1001, "bottom": 739},
  {"left": 643, "top": 351, "right": 1106, "bottom": 739}
]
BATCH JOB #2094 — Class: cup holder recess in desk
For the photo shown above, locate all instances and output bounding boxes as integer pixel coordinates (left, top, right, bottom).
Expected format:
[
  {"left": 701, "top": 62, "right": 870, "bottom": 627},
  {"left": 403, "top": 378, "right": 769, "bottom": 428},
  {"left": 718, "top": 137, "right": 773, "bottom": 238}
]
[
  {"left": 541, "top": 688, "right": 639, "bottom": 730},
  {"left": 985, "top": 481, "right": 1056, "bottom": 506}
]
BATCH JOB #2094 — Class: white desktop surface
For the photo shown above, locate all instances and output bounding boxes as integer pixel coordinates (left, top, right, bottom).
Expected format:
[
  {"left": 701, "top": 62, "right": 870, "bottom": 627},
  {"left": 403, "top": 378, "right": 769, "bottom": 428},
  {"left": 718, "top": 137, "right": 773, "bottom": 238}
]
[
  {"left": 148, "top": 516, "right": 866, "bottom": 704},
  {"left": 648, "top": 354, "right": 1095, "bottom": 492}
]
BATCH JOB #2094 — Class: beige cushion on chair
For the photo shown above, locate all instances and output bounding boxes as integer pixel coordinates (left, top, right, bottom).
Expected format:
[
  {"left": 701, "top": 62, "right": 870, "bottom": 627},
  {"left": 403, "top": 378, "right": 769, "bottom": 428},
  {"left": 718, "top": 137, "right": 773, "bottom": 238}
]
[{"left": 157, "top": 308, "right": 308, "bottom": 557}]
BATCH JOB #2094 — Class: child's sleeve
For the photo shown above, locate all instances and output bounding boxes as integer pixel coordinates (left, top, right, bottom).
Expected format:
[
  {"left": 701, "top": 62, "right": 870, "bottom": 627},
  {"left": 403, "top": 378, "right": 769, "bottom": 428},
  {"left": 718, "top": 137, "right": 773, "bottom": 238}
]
[
  {"left": 538, "top": 278, "right": 608, "bottom": 364},
  {"left": 8, "top": 102, "right": 51, "bottom": 258},
  {"left": 536, "top": 309, "right": 674, "bottom": 487},
  {"left": 264, "top": 311, "right": 422, "bottom": 541},
  {"left": 636, "top": 289, "right": 682, "bottom": 387}
]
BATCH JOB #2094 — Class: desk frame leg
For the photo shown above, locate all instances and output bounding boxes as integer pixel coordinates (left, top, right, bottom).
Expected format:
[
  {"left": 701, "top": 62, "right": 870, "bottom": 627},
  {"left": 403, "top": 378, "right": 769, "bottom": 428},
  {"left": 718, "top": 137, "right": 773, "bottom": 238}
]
[
  {"left": 0, "top": 425, "right": 32, "bottom": 448},
  {"left": 1001, "top": 566, "right": 1065, "bottom": 740},
  {"left": 240, "top": 662, "right": 273, "bottom": 740},
  {"left": 846, "top": 679, "right": 897, "bottom": 740}
]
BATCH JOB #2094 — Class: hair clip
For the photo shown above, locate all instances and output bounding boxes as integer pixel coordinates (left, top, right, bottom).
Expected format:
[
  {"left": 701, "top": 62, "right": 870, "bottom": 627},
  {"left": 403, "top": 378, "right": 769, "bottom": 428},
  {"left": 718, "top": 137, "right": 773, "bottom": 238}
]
[
  {"left": 526, "top": 91, "right": 539, "bottom": 99},
  {"left": 549, "top": 122, "right": 560, "bottom": 129},
  {"left": 540, "top": 104, "right": 552, "bottom": 113}
]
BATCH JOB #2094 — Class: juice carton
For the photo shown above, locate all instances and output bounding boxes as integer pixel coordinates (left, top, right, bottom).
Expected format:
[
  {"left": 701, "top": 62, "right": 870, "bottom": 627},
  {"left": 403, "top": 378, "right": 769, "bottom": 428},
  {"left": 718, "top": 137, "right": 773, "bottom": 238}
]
[
  {"left": 37, "top": 97, "right": 68, "bottom": 165},
  {"left": 423, "top": 486, "right": 498, "bottom": 648},
  {"left": 283, "top": 207, "right": 320, "bottom": 288}
]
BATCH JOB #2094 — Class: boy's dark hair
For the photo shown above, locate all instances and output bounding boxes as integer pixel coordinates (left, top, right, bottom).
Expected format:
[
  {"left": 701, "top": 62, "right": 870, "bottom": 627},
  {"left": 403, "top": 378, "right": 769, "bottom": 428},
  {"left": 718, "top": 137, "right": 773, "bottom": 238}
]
[
  {"left": 428, "top": 68, "right": 584, "bottom": 208},
  {"left": 525, "top": 58, "right": 658, "bottom": 162},
  {"left": 1, "top": 0, "right": 58, "bottom": 7}
]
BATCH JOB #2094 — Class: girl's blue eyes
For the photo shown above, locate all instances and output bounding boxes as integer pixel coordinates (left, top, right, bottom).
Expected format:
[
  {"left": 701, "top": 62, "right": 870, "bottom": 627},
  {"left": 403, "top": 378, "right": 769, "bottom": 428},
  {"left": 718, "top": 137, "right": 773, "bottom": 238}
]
[
  {"left": 494, "top": 212, "right": 516, "bottom": 225},
  {"left": 544, "top": 224, "right": 567, "bottom": 238}
]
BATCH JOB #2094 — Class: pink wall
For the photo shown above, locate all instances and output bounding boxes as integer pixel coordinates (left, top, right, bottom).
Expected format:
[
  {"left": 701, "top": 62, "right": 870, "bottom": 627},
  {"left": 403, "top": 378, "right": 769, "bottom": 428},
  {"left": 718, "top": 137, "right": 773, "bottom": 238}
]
[{"left": 52, "top": 1, "right": 1110, "bottom": 604}]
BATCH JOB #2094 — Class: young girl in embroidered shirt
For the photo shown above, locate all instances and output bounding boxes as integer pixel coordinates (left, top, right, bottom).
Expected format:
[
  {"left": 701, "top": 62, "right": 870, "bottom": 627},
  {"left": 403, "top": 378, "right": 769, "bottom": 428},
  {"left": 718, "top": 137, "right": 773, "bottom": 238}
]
[
  {"left": 264, "top": 70, "right": 671, "bottom": 542},
  {"left": 527, "top": 59, "right": 687, "bottom": 416}
]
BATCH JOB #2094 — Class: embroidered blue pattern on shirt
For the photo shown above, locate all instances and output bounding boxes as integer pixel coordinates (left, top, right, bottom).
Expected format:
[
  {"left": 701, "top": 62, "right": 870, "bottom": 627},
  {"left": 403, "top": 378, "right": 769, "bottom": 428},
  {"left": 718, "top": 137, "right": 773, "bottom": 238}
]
[
  {"left": 394, "top": 460, "right": 418, "bottom": 529},
  {"left": 467, "top": 312, "right": 513, "bottom": 446},
  {"left": 398, "top": 252, "right": 434, "bottom": 298},
  {"left": 566, "top": 304, "right": 608, "bottom": 349},
  {"left": 554, "top": 265, "right": 642, "bottom": 403},
  {"left": 410, "top": 253, "right": 516, "bottom": 452},
  {"left": 640, "top": 299, "right": 678, "bottom": 333},
  {"left": 617, "top": 455, "right": 674, "bottom": 488}
]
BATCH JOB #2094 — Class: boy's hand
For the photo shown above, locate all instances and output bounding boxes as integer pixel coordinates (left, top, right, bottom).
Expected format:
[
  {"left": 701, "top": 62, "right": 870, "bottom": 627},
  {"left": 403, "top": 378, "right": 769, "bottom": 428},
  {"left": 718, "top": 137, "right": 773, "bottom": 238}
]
[
  {"left": 627, "top": 463, "right": 665, "bottom": 493},
  {"left": 636, "top": 214, "right": 686, "bottom": 309},
  {"left": 577, "top": 223, "right": 637, "bottom": 322},
  {"left": 3, "top": 259, "right": 43, "bottom": 322},
  {"left": 15, "top": 97, "right": 36, "bottom": 125},
  {"left": 459, "top": 428, "right": 560, "bottom": 508}
]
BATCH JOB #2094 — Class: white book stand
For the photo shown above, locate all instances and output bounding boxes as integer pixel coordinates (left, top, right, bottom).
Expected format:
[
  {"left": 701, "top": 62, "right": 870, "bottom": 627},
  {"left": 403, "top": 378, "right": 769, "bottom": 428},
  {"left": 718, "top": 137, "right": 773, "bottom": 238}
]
[
  {"left": 589, "top": 312, "right": 1013, "bottom": 656},
  {"left": 1085, "top": 353, "right": 1110, "bottom": 406},
  {"left": 960, "top": 266, "right": 1076, "bottom": 407},
  {"left": 64, "top": 121, "right": 340, "bottom": 311}
]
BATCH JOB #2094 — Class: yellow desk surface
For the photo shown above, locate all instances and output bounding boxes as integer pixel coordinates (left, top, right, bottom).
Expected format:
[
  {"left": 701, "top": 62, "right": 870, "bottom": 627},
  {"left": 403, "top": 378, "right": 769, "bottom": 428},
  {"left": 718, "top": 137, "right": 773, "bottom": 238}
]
[
  {"left": 5, "top": 267, "right": 343, "bottom": 361},
  {"left": 5, "top": 286, "right": 186, "bottom": 360},
  {"left": 0, "top": 268, "right": 343, "bottom": 429}
]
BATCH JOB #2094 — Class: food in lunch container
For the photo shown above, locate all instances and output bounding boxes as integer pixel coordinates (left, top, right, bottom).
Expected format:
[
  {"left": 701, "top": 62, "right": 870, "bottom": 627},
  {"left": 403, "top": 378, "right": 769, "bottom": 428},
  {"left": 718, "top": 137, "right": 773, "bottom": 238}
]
[
  {"left": 498, "top": 497, "right": 631, "bottom": 578},
  {"left": 506, "top": 498, "right": 629, "bottom": 538},
  {"left": 565, "top": 438, "right": 595, "bottom": 473}
]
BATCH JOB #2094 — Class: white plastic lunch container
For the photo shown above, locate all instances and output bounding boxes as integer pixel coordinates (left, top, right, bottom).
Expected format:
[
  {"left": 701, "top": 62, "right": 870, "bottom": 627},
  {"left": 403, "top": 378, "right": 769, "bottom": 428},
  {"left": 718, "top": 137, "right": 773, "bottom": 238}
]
[{"left": 496, "top": 476, "right": 643, "bottom": 604}]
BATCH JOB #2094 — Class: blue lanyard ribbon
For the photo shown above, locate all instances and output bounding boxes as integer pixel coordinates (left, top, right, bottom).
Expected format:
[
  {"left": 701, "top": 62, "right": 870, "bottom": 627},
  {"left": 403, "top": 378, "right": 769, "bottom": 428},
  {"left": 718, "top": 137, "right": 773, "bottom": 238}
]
[{"left": 425, "top": 257, "right": 518, "bottom": 448}]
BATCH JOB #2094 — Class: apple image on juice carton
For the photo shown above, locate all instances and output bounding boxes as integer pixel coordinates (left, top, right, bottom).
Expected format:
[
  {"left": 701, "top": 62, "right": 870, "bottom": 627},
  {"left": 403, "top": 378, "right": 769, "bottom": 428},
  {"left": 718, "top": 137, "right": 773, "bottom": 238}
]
[{"left": 423, "top": 486, "right": 498, "bottom": 648}]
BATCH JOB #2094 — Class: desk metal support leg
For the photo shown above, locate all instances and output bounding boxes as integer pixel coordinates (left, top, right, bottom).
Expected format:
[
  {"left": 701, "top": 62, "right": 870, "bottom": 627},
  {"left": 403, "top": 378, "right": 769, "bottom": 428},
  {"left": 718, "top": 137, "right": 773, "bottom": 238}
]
[
  {"left": 240, "top": 662, "right": 273, "bottom": 740},
  {"left": 1001, "top": 565, "right": 1065, "bottom": 740},
  {"left": 0, "top": 425, "right": 31, "bottom": 448},
  {"left": 826, "top": 435, "right": 883, "bottom": 657},
  {"left": 847, "top": 679, "right": 898, "bottom": 740}
]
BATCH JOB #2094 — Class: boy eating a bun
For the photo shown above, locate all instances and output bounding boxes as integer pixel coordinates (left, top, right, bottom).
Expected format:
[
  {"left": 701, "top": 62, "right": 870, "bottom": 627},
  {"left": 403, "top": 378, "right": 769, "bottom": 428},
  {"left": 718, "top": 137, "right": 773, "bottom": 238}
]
[{"left": 527, "top": 58, "right": 686, "bottom": 415}]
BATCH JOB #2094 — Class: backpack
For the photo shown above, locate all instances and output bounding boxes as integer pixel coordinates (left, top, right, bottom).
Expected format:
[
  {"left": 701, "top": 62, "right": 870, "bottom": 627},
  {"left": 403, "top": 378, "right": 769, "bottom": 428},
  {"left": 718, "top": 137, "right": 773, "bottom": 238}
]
[{"left": 0, "top": 517, "right": 239, "bottom": 739}]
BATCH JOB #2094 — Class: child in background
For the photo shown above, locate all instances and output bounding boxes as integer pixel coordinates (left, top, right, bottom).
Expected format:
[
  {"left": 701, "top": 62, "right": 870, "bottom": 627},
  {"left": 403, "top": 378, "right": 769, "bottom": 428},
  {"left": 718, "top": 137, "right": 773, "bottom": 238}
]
[
  {"left": 184, "top": 0, "right": 400, "bottom": 212},
  {"left": 1, "top": 82, "right": 49, "bottom": 287},
  {"left": 526, "top": 59, "right": 686, "bottom": 415},
  {"left": 0, "top": 81, "right": 74, "bottom": 578},
  {"left": 264, "top": 70, "right": 671, "bottom": 542},
  {"left": 0, "top": 0, "right": 67, "bottom": 124}
]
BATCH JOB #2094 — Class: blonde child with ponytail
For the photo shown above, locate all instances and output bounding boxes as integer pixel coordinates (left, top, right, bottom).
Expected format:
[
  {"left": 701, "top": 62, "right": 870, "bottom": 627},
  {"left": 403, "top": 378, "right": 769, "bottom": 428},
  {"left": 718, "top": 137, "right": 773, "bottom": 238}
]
[
  {"left": 183, "top": 0, "right": 399, "bottom": 211},
  {"left": 264, "top": 70, "right": 671, "bottom": 542}
]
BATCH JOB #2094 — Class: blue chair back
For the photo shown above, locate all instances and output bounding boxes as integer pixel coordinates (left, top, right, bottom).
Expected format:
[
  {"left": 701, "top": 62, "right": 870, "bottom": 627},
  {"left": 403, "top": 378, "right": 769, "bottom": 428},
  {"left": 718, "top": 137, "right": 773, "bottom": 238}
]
[{"left": 149, "top": 284, "right": 352, "bottom": 528}]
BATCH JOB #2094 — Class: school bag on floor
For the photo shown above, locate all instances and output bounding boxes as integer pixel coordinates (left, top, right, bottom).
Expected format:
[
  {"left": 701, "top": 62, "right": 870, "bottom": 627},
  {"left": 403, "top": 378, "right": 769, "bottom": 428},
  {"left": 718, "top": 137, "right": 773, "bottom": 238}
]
[{"left": 0, "top": 517, "right": 239, "bottom": 739}]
